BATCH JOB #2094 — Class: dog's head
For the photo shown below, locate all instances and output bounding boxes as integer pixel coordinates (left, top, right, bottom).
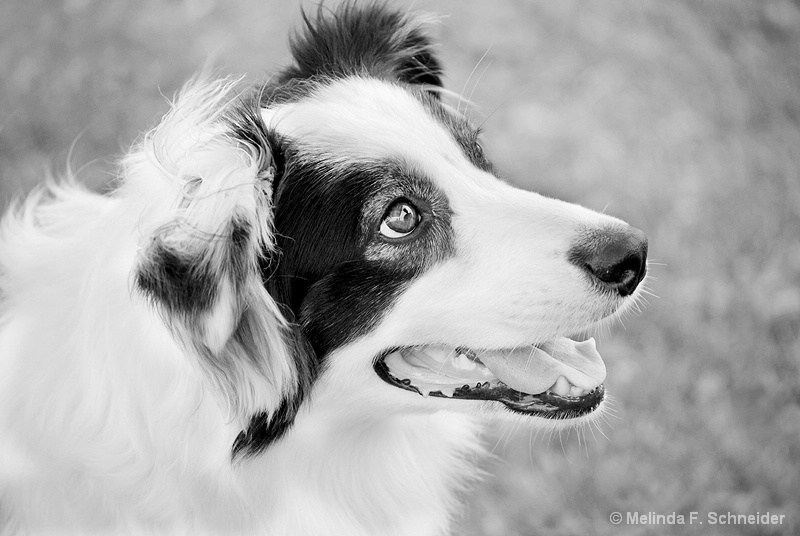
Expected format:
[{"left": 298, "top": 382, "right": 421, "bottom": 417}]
[{"left": 132, "top": 3, "right": 648, "bottom": 457}]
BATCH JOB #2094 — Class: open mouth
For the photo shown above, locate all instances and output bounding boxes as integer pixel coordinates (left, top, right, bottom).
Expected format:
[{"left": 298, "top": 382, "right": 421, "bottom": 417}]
[{"left": 374, "top": 338, "right": 606, "bottom": 418}]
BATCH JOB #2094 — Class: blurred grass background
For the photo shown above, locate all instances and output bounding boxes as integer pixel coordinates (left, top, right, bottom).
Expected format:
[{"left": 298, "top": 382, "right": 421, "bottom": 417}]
[{"left": 1, "top": 0, "right": 799, "bottom": 534}]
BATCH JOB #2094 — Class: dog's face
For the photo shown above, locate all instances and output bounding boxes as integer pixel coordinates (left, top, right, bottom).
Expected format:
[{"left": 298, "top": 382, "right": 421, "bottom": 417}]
[
  {"left": 134, "top": 5, "right": 647, "bottom": 457},
  {"left": 262, "top": 74, "right": 646, "bottom": 418}
]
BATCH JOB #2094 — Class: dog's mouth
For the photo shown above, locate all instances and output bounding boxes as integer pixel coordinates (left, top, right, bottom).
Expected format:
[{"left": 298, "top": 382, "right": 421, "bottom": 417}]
[{"left": 374, "top": 338, "right": 606, "bottom": 418}]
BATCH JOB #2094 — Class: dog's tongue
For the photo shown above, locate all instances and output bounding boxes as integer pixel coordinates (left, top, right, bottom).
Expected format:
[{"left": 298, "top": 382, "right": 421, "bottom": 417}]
[{"left": 477, "top": 338, "right": 606, "bottom": 394}]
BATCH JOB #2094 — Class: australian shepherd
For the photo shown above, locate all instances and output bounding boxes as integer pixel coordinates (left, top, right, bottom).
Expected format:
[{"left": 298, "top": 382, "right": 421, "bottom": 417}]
[{"left": 0, "top": 3, "right": 648, "bottom": 535}]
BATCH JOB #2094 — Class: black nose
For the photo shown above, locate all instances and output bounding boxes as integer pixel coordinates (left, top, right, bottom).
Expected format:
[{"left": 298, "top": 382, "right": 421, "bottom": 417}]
[{"left": 568, "top": 225, "right": 648, "bottom": 297}]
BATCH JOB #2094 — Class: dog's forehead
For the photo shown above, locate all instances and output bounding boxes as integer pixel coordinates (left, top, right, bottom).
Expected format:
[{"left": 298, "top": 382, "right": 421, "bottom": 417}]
[{"left": 262, "top": 77, "right": 480, "bottom": 182}]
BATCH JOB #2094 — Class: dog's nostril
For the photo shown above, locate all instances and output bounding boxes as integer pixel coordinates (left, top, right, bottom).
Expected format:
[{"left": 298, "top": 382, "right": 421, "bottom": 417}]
[
  {"left": 570, "top": 225, "right": 648, "bottom": 297},
  {"left": 585, "top": 254, "right": 643, "bottom": 296}
]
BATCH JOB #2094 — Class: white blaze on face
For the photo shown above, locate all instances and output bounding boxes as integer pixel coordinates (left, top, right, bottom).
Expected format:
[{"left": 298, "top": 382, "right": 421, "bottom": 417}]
[
  {"left": 262, "top": 77, "right": 469, "bottom": 167},
  {"left": 263, "top": 77, "right": 632, "bottom": 384}
]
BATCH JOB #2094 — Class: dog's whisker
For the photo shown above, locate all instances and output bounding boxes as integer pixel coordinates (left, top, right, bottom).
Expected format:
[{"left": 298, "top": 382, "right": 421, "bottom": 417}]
[
  {"left": 476, "top": 92, "right": 521, "bottom": 131},
  {"left": 586, "top": 418, "right": 601, "bottom": 446},
  {"left": 528, "top": 427, "right": 537, "bottom": 467},
  {"left": 558, "top": 428, "right": 574, "bottom": 464},
  {"left": 457, "top": 45, "right": 493, "bottom": 115},
  {"left": 465, "top": 56, "right": 494, "bottom": 114}
]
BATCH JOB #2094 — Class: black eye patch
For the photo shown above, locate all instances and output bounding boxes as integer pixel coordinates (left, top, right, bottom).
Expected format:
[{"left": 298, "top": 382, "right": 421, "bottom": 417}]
[{"left": 266, "top": 151, "right": 454, "bottom": 358}]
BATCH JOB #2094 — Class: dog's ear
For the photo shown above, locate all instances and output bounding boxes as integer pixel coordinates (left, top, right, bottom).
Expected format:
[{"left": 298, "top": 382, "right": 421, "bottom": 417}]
[
  {"left": 130, "top": 78, "right": 311, "bottom": 427},
  {"left": 279, "top": 3, "right": 443, "bottom": 89}
]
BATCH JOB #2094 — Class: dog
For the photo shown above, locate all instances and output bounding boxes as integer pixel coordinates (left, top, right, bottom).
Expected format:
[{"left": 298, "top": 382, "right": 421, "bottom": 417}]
[{"left": 0, "top": 3, "right": 648, "bottom": 535}]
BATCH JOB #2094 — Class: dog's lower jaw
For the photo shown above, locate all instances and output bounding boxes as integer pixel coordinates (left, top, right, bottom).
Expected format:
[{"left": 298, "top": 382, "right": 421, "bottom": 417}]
[{"left": 241, "top": 407, "right": 485, "bottom": 536}]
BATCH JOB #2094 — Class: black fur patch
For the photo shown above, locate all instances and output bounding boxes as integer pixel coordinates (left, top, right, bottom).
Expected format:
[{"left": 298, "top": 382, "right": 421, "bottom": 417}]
[
  {"left": 282, "top": 2, "right": 442, "bottom": 88},
  {"left": 263, "top": 2, "right": 442, "bottom": 107},
  {"left": 233, "top": 399, "right": 300, "bottom": 457},
  {"left": 136, "top": 239, "right": 217, "bottom": 315},
  {"left": 267, "top": 152, "right": 454, "bottom": 357},
  {"left": 299, "top": 263, "right": 416, "bottom": 357}
]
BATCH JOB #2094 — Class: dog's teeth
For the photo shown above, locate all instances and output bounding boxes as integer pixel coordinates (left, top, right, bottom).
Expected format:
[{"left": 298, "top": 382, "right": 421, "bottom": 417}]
[
  {"left": 569, "top": 385, "right": 585, "bottom": 397},
  {"left": 440, "top": 386, "right": 455, "bottom": 397},
  {"left": 455, "top": 347, "right": 477, "bottom": 360},
  {"left": 451, "top": 353, "right": 477, "bottom": 371},
  {"left": 552, "top": 376, "right": 570, "bottom": 396}
]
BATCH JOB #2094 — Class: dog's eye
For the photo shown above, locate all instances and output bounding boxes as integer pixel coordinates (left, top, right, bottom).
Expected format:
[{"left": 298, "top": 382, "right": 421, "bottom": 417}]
[{"left": 380, "top": 200, "right": 420, "bottom": 239}]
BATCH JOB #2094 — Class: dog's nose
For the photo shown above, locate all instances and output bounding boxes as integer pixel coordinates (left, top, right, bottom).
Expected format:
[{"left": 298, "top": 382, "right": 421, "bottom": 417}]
[{"left": 568, "top": 225, "right": 648, "bottom": 297}]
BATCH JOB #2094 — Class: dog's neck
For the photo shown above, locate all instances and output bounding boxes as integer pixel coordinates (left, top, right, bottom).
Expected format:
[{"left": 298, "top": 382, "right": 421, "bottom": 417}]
[{"left": 241, "top": 399, "right": 485, "bottom": 535}]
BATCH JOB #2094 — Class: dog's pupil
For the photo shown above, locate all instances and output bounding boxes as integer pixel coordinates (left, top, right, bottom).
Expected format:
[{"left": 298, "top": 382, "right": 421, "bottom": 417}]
[{"left": 386, "top": 202, "right": 418, "bottom": 233}]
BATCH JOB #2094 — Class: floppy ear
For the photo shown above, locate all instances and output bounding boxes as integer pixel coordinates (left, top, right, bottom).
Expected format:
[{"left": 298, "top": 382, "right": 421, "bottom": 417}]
[
  {"left": 278, "top": 3, "right": 443, "bottom": 89},
  {"left": 129, "top": 78, "right": 309, "bottom": 425}
]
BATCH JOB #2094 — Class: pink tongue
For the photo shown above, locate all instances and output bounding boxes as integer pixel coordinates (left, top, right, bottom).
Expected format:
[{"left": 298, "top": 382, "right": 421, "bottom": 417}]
[{"left": 477, "top": 338, "right": 606, "bottom": 394}]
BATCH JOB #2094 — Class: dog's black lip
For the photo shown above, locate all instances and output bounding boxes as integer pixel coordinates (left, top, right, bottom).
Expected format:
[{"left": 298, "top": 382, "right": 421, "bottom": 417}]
[{"left": 373, "top": 348, "right": 605, "bottom": 419}]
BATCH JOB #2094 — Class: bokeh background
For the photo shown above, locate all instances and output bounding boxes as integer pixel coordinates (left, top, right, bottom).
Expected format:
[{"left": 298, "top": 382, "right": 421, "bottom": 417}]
[{"left": 2, "top": 0, "right": 799, "bottom": 534}]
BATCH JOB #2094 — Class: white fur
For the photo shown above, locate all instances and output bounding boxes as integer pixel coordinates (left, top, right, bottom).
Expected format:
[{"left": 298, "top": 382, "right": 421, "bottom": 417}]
[{"left": 0, "top": 73, "right": 640, "bottom": 535}]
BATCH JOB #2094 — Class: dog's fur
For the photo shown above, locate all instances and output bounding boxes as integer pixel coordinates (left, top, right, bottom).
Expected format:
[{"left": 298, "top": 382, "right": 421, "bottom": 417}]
[{"left": 0, "top": 4, "right": 647, "bottom": 535}]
